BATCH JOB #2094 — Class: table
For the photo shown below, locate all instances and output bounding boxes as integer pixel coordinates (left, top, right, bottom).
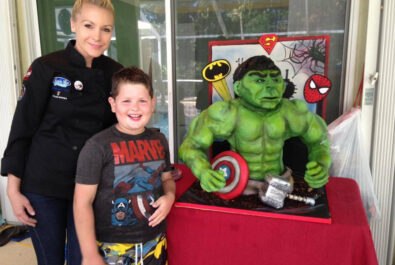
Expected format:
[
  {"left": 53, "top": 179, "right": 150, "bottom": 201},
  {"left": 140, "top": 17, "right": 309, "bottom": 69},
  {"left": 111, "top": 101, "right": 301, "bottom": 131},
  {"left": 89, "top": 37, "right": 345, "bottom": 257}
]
[{"left": 166, "top": 164, "right": 378, "bottom": 265}]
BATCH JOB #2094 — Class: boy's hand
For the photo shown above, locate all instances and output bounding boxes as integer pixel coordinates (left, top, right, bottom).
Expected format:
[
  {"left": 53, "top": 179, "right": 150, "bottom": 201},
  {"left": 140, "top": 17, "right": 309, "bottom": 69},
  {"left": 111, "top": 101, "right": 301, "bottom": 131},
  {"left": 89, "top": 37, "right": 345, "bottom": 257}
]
[
  {"left": 82, "top": 253, "right": 106, "bottom": 265},
  {"left": 148, "top": 193, "right": 175, "bottom": 227}
]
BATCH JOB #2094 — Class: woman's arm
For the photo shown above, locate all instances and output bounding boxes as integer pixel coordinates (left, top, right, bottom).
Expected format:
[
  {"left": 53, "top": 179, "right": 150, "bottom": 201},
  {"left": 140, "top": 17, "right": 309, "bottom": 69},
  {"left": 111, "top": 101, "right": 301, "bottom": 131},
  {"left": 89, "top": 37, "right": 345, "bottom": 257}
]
[
  {"left": 1, "top": 59, "right": 52, "bottom": 178},
  {"left": 6, "top": 174, "right": 37, "bottom": 226}
]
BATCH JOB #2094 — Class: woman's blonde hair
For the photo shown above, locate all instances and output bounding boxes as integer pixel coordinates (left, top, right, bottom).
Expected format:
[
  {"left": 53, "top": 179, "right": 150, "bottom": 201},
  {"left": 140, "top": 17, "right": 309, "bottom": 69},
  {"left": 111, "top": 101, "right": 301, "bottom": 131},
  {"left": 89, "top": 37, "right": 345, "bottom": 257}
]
[{"left": 71, "top": 0, "right": 114, "bottom": 20}]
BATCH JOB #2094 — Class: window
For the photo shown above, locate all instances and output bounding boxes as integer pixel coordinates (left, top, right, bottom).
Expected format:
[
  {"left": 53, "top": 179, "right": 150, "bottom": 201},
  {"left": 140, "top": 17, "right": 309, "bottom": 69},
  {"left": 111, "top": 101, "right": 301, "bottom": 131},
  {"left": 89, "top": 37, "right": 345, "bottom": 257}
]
[{"left": 174, "top": 0, "right": 348, "bottom": 160}]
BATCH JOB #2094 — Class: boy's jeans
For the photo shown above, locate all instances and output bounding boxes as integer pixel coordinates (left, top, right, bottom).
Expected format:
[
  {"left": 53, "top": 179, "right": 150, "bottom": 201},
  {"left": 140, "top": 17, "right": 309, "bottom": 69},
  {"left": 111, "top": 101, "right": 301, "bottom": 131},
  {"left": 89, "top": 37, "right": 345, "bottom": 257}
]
[{"left": 23, "top": 191, "right": 82, "bottom": 265}]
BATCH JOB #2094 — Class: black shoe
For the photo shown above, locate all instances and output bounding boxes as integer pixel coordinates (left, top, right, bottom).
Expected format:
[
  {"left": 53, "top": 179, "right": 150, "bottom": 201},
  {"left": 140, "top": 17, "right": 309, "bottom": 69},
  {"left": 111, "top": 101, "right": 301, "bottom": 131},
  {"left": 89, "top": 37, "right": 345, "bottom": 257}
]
[{"left": 0, "top": 225, "right": 29, "bottom": 247}]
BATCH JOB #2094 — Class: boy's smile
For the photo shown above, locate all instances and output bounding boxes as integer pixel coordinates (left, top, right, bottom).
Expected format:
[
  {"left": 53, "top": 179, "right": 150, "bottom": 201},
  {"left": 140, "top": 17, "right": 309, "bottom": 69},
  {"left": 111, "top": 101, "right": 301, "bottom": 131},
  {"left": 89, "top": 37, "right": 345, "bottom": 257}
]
[{"left": 109, "top": 83, "right": 156, "bottom": 135}]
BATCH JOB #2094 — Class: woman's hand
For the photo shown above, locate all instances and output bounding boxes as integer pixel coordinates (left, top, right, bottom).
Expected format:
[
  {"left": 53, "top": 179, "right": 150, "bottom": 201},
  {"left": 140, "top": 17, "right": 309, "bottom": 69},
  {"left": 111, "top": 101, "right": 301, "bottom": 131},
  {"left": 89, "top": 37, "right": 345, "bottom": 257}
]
[{"left": 6, "top": 174, "right": 37, "bottom": 227}]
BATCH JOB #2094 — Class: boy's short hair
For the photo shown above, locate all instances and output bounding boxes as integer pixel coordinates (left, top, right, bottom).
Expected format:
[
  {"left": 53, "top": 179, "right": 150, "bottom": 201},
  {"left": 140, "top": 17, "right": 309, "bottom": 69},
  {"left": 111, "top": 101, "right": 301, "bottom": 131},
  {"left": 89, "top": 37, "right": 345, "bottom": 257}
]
[
  {"left": 72, "top": 0, "right": 114, "bottom": 21},
  {"left": 111, "top": 66, "right": 153, "bottom": 98}
]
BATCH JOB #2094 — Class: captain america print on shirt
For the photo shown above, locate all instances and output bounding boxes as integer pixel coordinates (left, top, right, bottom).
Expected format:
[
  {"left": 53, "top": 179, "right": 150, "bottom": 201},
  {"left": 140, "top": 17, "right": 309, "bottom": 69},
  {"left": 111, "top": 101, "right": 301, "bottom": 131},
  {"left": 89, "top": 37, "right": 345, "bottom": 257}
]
[
  {"left": 112, "top": 161, "right": 165, "bottom": 226},
  {"left": 110, "top": 138, "right": 167, "bottom": 227}
]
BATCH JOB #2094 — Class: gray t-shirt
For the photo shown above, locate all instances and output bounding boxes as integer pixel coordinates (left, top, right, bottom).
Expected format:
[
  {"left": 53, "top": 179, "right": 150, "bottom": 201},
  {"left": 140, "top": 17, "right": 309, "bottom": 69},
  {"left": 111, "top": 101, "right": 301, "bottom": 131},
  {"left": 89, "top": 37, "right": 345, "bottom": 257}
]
[{"left": 76, "top": 125, "right": 171, "bottom": 243}]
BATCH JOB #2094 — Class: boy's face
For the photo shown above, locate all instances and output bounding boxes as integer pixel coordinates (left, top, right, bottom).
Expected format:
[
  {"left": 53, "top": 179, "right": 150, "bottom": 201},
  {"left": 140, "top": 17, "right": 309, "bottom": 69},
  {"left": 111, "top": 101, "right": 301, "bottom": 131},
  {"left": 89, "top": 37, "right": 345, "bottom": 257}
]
[{"left": 109, "top": 82, "right": 156, "bottom": 135}]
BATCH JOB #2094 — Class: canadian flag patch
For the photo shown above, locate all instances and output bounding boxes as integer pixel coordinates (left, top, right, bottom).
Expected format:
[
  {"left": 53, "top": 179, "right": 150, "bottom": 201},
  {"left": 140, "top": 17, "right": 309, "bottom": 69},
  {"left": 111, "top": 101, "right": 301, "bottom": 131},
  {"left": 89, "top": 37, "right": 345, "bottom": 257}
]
[{"left": 23, "top": 66, "right": 32, "bottom": 81}]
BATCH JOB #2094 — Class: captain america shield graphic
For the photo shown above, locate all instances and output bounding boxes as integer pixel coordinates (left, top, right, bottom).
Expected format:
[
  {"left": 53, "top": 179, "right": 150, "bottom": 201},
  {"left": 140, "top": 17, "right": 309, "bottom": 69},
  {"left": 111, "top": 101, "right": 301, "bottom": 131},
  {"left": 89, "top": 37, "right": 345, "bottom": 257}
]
[{"left": 211, "top": 151, "right": 249, "bottom": 200}]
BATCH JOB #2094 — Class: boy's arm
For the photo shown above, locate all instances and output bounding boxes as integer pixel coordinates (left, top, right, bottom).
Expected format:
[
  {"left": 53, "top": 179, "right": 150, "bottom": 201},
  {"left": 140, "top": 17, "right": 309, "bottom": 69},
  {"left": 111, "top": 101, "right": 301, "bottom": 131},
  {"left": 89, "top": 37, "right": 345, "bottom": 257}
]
[
  {"left": 148, "top": 171, "right": 175, "bottom": 227},
  {"left": 73, "top": 183, "right": 105, "bottom": 265}
]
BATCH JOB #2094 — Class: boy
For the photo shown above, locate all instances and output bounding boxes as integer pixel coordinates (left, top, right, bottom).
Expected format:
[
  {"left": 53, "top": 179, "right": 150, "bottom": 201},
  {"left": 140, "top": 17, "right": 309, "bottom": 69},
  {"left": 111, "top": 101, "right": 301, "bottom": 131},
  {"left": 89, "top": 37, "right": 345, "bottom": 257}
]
[{"left": 74, "top": 66, "right": 175, "bottom": 265}]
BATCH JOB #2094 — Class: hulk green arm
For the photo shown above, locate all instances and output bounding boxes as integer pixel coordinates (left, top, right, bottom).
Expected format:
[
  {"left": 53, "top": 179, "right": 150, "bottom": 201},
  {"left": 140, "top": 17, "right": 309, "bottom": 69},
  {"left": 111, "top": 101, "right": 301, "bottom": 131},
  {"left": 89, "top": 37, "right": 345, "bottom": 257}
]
[
  {"left": 291, "top": 100, "right": 331, "bottom": 188},
  {"left": 178, "top": 101, "right": 237, "bottom": 192}
]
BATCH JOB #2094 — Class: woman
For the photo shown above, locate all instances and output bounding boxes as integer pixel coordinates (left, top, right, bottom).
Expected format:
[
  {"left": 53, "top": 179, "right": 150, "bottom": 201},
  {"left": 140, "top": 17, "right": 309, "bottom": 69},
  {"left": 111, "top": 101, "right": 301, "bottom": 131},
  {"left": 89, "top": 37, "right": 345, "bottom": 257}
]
[{"left": 1, "top": 1, "right": 122, "bottom": 264}]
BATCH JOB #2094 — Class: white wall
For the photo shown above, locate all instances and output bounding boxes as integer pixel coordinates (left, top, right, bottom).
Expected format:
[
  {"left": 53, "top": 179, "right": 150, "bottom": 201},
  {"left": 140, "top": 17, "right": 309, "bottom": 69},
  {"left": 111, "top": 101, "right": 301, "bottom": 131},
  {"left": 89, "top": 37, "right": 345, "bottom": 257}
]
[
  {"left": 0, "top": 0, "right": 21, "bottom": 224},
  {"left": 368, "top": 1, "right": 395, "bottom": 264}
]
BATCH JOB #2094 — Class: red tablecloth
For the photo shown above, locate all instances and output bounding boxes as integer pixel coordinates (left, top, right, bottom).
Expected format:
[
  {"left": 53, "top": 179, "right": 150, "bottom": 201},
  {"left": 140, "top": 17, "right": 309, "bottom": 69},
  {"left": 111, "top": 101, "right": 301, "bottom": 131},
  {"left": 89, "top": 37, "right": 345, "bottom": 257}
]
[{"left": 166, "top": 164, "right": 378, "bottom": 265}]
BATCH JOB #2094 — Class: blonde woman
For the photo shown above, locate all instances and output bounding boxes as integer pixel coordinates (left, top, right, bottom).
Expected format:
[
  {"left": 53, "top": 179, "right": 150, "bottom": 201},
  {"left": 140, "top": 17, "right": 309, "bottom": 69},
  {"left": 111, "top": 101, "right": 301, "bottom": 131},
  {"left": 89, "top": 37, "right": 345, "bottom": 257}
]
[{"left": 1, "top": 1, "right": 122, "bottom": 264}]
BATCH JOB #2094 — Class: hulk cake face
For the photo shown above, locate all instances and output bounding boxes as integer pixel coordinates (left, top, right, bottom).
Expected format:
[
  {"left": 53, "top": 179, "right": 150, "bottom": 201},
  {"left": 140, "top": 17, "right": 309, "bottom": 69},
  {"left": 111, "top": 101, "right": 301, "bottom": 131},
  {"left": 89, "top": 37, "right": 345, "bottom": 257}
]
[{"left": 234, "top": 69, "right": 285, "bottom": 110}]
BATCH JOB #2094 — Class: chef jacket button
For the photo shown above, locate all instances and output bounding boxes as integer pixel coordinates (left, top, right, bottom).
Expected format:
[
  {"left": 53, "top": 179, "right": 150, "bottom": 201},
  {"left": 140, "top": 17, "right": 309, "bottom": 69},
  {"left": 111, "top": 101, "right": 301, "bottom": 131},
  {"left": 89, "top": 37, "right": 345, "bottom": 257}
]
[{"left": 72, "top": 146, "right": 78, "bottom": 151}]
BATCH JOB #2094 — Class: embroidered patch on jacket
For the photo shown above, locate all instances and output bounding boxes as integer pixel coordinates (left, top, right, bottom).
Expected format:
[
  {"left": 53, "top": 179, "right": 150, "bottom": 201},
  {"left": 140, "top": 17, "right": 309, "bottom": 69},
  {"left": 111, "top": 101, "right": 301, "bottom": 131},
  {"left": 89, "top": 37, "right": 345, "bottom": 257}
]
[
  {"left": 18, "top": 85, "right": 26, "bottom": 101},
  {"left": 23, "top": 66, "right": 32, "bottom": 81},
  {"left": 51, "top": 76, "right": 71, "bottom": 100}
]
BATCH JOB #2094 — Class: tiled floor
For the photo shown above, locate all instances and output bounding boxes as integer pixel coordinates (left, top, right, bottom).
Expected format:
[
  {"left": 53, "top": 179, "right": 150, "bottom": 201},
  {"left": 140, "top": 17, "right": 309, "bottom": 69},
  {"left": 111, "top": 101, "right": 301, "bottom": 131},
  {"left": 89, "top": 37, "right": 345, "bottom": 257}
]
[{"left": 0, "top": 237, "right": 37, "bottom": 265}]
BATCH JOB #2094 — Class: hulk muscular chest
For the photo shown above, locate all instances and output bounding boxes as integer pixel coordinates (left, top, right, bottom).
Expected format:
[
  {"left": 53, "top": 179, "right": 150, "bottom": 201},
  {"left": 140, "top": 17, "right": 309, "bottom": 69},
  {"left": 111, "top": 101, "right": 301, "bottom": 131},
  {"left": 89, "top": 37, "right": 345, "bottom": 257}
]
[
  {"left": 233, "top": 107, "right": 285, "bottom": 148},
  {"left": 229, "top": 105, "right": 288, "bottom": 179}
]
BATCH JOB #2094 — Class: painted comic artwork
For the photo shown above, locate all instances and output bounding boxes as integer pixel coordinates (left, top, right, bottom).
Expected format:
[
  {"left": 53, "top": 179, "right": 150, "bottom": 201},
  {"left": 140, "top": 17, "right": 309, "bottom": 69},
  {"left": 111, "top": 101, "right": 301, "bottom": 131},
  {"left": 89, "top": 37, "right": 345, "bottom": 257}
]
[{"left": 209, "top": 35, "right": 330, "bottom": 118}]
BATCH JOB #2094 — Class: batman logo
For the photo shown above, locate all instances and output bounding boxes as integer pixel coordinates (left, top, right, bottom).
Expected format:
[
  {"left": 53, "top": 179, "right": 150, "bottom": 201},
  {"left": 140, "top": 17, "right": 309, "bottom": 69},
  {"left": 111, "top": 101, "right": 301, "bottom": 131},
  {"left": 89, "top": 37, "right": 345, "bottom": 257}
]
[{"left": 202, "top": 59, "right": 231, "bottom": 82}]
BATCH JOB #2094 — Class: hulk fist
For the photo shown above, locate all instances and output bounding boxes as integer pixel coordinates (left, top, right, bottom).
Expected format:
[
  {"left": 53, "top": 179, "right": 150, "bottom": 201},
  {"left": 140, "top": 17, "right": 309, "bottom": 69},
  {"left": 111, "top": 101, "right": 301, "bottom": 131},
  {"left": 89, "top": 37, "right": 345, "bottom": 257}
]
[
  {"left": 304, "top": 161, "right": 329, "bottom": 188},
  {"left": 199, "top": 169, "right": 226, "bottom": 192}
]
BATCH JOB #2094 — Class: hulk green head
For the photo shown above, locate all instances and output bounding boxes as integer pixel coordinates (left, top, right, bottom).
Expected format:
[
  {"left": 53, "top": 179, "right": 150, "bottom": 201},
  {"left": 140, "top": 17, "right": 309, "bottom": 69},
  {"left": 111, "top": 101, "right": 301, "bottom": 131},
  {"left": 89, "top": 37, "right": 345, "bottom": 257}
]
[{"left": 233, "top": 55, "right": 285, "bottom": 110}]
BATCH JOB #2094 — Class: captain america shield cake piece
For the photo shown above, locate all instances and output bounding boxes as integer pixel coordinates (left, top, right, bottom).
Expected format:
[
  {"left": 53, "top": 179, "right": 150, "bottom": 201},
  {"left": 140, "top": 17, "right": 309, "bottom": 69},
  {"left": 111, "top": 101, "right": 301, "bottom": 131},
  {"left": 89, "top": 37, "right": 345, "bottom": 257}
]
[{"left": 211, "top": 151, "right": 249, "bottom": 200}]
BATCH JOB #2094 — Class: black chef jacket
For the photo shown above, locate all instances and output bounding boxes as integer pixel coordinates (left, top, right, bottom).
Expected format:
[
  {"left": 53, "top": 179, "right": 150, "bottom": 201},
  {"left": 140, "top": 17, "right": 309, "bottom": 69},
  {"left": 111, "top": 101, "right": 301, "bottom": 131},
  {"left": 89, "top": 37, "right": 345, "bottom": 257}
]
[{"left": 1, "top": 40, "right": 123, "bottom": 199}]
